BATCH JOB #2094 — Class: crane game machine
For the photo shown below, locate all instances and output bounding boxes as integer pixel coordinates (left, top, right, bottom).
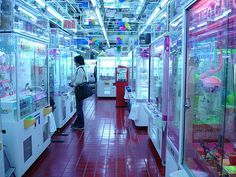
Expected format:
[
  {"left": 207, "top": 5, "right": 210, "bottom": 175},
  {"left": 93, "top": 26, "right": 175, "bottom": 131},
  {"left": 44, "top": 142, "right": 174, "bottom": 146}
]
[{"left": 115, "top": 65, "right": 129, "bottom": 107}]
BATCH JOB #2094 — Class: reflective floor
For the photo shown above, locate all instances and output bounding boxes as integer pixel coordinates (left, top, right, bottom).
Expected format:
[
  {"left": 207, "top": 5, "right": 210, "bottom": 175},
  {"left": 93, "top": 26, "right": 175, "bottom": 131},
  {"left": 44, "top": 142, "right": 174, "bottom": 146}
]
[{"left": 23, "top": 96, "right": 165, "bottom": 177}]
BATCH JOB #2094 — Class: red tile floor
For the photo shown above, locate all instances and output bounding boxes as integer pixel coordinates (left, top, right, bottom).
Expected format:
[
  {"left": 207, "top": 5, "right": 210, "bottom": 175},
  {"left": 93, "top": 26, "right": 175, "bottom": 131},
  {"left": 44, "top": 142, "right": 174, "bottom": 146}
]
[{"left": 23, "top": 96, "right": 165, "bottom": 177}]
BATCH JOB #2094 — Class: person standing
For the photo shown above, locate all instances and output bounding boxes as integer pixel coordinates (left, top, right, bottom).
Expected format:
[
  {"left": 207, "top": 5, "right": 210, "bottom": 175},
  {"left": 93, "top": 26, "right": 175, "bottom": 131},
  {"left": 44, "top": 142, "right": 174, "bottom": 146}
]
[
  {"left": 94, "top": 61, "right": 97, "bottom": 83},
  {"left": 69, "top": 55, "right": 87, "bottom": 130}
]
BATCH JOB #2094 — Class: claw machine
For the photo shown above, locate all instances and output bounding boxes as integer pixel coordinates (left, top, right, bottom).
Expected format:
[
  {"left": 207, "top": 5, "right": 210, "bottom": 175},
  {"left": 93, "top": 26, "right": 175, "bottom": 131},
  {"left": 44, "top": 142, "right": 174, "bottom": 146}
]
[
  {"left": 145, "top": 35, "right": 169, "bottom": 164},
  {"left": 144, "top": 5, "right": 169, "bottom": 164},
  {"left": 183, "top": 0, "right": 236, "bottom": 176},
  {"left": 0, "top": 1, "right": 51, "bottom": 176},
  {"left": 166, "top": 13, "right": 185, "bottom": 175},
  {"left": 97, "top": 53, "right": 116, "bottom": 97},
  {"left": 130, "top": 46, "right": 150, "bottom": 126},
  {"left": 49, "top": 29, "right": 75, "bottom": 129}
]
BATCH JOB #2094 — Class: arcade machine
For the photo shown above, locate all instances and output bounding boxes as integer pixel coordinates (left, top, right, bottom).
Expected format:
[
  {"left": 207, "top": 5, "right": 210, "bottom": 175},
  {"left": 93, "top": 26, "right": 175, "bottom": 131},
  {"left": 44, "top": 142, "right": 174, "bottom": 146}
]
[
  {"left": 115, "top": 65, "right": 129, "bottom": 107},
  {"left": 182, "top": 0, "right": 236, "bottom": 176},
  {"left": 0, "top": 1, "right": 51, "bottom": 176}
]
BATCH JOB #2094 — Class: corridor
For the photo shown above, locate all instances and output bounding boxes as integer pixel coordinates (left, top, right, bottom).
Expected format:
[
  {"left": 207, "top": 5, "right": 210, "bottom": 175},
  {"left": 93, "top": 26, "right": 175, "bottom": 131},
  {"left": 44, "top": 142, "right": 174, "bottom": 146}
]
[{"left": 23, "top": 96, "right": 165, "bottom": 177}]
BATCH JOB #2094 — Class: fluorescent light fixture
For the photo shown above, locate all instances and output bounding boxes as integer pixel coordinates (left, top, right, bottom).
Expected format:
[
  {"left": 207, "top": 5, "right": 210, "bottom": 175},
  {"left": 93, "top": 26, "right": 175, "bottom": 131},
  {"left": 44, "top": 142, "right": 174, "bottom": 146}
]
[
  {"left": 91, "top": 0, "right": 97, "bottom": 7},
  {"left": 47, "top": 6, "right": 64, "bottom": 22},
  {"left": 139, "top": 0, "right": 169, "bottom": 35},
  {"left": 214, "top": 9, "right": 231, "bottom": 21},
  {"left": 18, "top": 7, "right": 37, "bottom": 21},
  {"left": 93, "top": 7, "right": 110, "bottom": 48},
  {"left": 95, "top": 8, "right": 104, "bottom": 27},
  {"left": 136, "top": 6, "right": 142, "bottom": 14},
  {"left": 35, "top": 0, "right": 45, "bottom": 8},
  {"left": 146, "top": 7, "right": 160, "bottom": 25},
  {"left": 64, "top": 36, "right": 71, "bottom": 40},
  {"left": 170, "top": 15, "right": 182, "bottom": 27},
  {"left": 160, "top": 0, "right": 168, "bottom": 8},
  {"left": 197, "top": 22, "right": 207, "bottom": 28}
]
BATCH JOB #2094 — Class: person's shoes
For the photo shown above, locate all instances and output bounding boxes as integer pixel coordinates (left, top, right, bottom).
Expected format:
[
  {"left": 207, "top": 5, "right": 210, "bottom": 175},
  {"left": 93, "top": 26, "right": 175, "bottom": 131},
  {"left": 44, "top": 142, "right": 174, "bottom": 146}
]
[{"left": 71, "top": 124, "right": 84, "bottom": 131}]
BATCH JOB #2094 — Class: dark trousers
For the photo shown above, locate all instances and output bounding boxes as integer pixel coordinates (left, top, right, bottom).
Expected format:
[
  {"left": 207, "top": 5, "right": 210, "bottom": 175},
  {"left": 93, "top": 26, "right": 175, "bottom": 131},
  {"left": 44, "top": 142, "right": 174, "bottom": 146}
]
[{"left": 74, "top": 93, "right": 84, "bottom": 127}]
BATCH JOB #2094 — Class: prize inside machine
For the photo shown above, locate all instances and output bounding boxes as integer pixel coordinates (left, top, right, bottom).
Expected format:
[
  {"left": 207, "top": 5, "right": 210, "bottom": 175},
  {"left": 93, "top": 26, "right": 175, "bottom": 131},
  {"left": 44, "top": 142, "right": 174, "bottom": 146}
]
[
  {"left": 97, "top": 56, "right": 116, "bottom": 97},
  {"left": 131, "top": 46, "right": 150, "bottom": 126},
  {"left": 0, "top": 1, "right": 51, "bottom": 176},
  {"left": 183, "top": 1, "right": 236, "bottom": 176},
  {"left": 49, "top": 46, "right": 74, "bottom": 129},
  {"left": 146, "top": 35, "right": 169, "bottom": 163},
  {"left": 165, "top": 14, "right": 184, "bottom": 174}
]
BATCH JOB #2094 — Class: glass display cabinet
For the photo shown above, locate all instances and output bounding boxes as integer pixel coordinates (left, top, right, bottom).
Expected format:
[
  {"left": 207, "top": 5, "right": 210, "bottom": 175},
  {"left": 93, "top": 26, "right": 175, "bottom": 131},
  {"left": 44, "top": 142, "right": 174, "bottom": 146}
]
[
  {"left": 135, "top": 47, "right": 150, "bottom": 100},
  {"left": 151, "top": 7, "right": 168, "bottom": 42},
  {"left": 183, "top": 0, "right": 236, "bottom": 176},
  {"left": 145, "top": 35, "right": 169, "bottom": 164},
  {"left": 0, "top": 1, "right": 51, "bottom": 176},
  {"left": 49, "top": 29, "right": 75, "bottom": 129},
  {"left": 129, "top": 46, "right": 150, "bottom": 126},
  {"left": 97, "top": 56, "right": 116, "bottom": 97},
  {"left": 166, "top": 14, "right": 184, "bottom": 175}
]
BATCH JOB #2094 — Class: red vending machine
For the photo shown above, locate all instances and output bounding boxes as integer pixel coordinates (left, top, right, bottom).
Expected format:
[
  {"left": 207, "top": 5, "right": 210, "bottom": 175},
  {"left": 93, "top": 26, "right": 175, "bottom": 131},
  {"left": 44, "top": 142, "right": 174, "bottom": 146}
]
[{"left": 115, "top": 65, "right": 129, "bottom": 107}]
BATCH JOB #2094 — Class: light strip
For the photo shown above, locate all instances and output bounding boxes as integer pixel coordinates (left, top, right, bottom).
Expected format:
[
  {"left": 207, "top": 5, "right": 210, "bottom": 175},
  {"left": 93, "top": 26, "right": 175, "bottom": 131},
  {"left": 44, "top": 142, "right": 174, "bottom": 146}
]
[
  {"left": 146, "top": 7, "right": 160, "bottom": 25},
  {"left": 139, "top": 7, "right": 160, "bottom": 35},
  {"left": 214, "top": 9, "right": 231, "bottom": 21},
  {"left": 46, "top": 6, "right": 64, "bottom": 22},
  {"left": 94, "top": 7, "right": 110, "bottom": 48},
  {"left": 91, "top": 0, "right": 110, "bottom": 48},
  {"left": 197, "top": 22, "right": 207, "bottom": 28},
  {"left": 160, "top": 0, "right": 168, "bottom": 8},
  {"left": 95, "top": 8, "right": 104, "bottom": 27},
  {"left": 189, "top": 27, "right": 195, "bottom": 31},
  {"left": 35, "top": 0, "right": 46, "bottom": 8},
  {"left": 18, "top": 7, "right": 37, "bottom": 21},
  {"left": 91, "top": 0, "right": 97, "bottom": 7}
]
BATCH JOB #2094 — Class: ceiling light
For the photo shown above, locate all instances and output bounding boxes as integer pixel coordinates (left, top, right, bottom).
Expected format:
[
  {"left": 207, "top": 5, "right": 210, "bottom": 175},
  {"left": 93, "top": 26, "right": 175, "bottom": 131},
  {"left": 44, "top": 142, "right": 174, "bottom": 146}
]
[
  {"left": 93, "top": 7, "right": 110, "bottom": 48},
  {"left": 95, "top": 8, "right": 104, "bottom": 27},
  {"left": 91, "top": 0, "right": 97, "bottom": 7},
  {"left": 18, "top": 7, "right": 37, "bottom": 21},
  {"left": 47, "top": 6, "right": 64, "bottom": 22},
  {"left": 160, "top": 0, "right": 168, "bottom": 8},
  {"left": 35, "top": 0, "right": 45, "bottom": 8},
  {"left": 146, "top": 7, "right": 160, "bottom": 25}
]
